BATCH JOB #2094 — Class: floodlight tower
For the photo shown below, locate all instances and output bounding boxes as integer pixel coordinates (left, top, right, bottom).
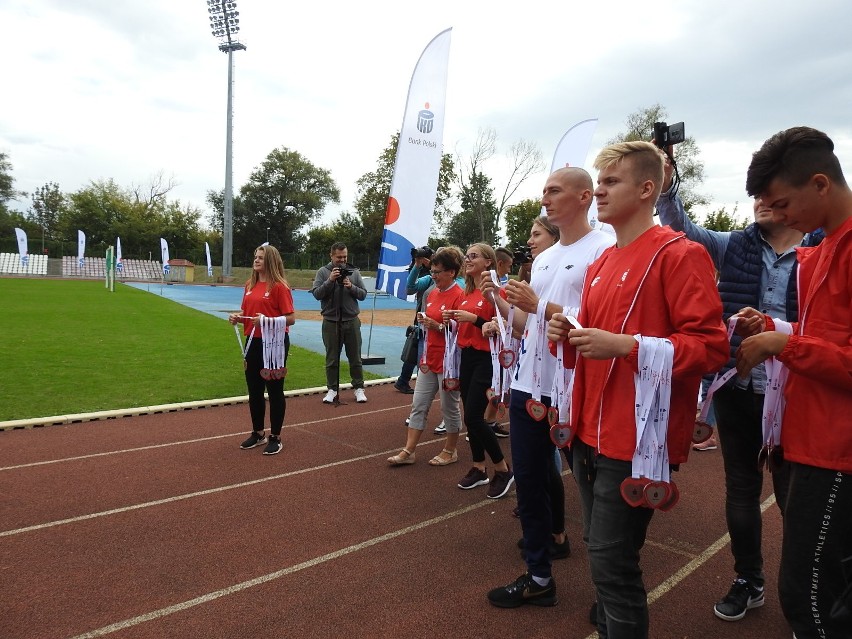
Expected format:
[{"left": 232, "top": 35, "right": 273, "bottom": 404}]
[{"left": 207, "top": 0, "right": 246, "bottom": 278}]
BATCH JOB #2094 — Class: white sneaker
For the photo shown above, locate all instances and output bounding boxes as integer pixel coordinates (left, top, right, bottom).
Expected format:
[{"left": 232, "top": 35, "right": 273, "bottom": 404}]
[
  {"left": 354, "top": 388, "right": 367, "bottom": 403},
  {"left": 322, "top": 390, "right": 338, "bottom": 404}
]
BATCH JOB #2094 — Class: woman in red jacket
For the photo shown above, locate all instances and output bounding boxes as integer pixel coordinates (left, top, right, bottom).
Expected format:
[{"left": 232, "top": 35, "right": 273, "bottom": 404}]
[
  {"left": 229, "top": 244, "right": 295, "bottom": 455},
  {"left": 451, "top": 244, "right": 514, "bottom": 498}
]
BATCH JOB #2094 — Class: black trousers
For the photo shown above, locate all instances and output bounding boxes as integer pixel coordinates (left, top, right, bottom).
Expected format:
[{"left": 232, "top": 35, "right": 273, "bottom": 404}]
[
  {"left": 244, "top": 335, "right": 290, "bottom": 436},
  {"left": 459, "top": 347, "right": 504, "bottom": 465}
]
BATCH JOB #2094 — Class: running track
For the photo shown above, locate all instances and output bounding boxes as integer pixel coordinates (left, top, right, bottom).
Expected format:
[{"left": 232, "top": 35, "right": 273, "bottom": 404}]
[{"left": 1, "top": 382, "right": 792, "bottom": 639}]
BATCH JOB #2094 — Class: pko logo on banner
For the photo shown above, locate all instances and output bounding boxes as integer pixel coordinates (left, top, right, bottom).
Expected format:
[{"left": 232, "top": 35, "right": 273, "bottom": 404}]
[{"left": 417, "top": 104, "right": 434, "bottom": 134}]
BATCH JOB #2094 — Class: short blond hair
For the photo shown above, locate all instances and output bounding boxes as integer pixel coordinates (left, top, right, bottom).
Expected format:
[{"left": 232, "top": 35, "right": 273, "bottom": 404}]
[{"left": 594, "top": 141, "right": 664, "bottom": 199}]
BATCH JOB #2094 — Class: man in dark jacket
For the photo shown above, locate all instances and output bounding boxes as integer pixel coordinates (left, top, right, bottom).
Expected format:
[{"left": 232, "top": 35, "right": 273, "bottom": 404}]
[
  {"left": 310, "top": 242, "right": 368, "bottom": 404},
  {"left": 657, "top": 157, "right": 821, "bottom": 623}
]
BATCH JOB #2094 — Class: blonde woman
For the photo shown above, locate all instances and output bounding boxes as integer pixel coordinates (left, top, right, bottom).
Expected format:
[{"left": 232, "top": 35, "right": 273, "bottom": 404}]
[{"left": 229, "top": 245, "right": 296, "bottom": 455}]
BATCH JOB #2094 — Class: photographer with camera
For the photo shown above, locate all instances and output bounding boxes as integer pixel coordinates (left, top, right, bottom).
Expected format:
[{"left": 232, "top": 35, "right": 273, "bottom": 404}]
[
  {"left": 394, "top": 246, "right": 435, "bottom": 394},
  {"left": 310, "top": 242, "right": 368, "bottom": 404}
]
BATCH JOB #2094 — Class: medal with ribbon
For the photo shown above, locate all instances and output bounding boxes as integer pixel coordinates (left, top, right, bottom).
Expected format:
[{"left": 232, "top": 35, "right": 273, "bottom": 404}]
[
  {"left": 524, "top": 298, "right": 549, "bottom": 421},
  {"left": 441, "top": 318, "right": 460, "bottom": 391},
  {"left": 549, "top": 306, "right": 578, "bottom": 447},
  {"left": 233, "top": 316, "right": 256, "bottom": 371},
  {"left": 260, "top": 315, "right": 288, "bottom": 381},
  {"left": 620, "top": 335, "right": 677, "bottom": 510}
]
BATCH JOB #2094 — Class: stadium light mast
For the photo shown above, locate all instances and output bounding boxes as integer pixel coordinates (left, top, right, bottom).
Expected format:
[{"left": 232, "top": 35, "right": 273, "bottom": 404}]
[{"left": 207, "top": 0, "right": 246, "bottom": 279}]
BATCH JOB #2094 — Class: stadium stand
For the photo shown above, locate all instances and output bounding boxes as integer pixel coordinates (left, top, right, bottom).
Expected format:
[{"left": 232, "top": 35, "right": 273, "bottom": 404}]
[{"left": 0, "top": 252, "right": 48, "bottom": 275}]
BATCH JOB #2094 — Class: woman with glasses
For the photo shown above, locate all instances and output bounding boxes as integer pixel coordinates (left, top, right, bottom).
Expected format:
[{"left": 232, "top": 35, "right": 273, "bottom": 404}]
[
  {"left": 388, "top": 247, "right": 464, "bottom": 466},
  {"left": 451, "top": 244, "right": 515, "bottom": 498}
]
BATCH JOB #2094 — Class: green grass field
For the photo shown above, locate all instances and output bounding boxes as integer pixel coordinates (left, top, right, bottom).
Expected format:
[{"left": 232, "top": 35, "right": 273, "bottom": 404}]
[{"left": 0, "top": 279, "right": 377, "bottom": 422}]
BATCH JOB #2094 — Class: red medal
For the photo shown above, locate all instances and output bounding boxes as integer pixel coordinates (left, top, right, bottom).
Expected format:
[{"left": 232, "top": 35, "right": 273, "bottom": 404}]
[
  {"left": 419, "top": 363, "right": 430, "bottom": 374},
  {"left": 546, "top": 406, "right": 558, "bottom": 426},
  {"left": 549, "top": 423, "right": 574, "bottom": 448},
  {"left": 496, "top": 402, "right": 508, "bottom": 420},
  {"left": 620, "top": 477, "right": 650, "bottom": 508},
  {"left": 499, "top": 349, "right": 516, "bottom": 369},
  {"left": 442, "top": 377, "right": 460, "bottom": 391},
  {"left": 525, "top": 399, "right": 547, "bottom": 421},
  {"left": 259, "top": 368, "right": 272, "bottom": 380},
  {"left": 643, "top": 481, "right": 671, "bottom": 509},
  {"left": 485, "top": 387, "right": 496, "bottom": 401},
  {"left": 692, "top": 420, "right": 714, "bottom": 444},
  {"left": 658, "top": 481, "right": 680, "bottom": 512}
]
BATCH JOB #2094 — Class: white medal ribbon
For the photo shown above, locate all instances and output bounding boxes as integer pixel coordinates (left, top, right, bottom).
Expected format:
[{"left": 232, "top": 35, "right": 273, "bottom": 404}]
[
  {"left": 442, "top": 319, "right": 460, "bottom": 378},
  {"left": 259, "top": 315, "right": 287, "bottom": 371},
  {"left": 762, "top": 319, "right": 792, "bottom": 449},
  {"left": 632, "top": 336, "right": 674, "bottom": 482},
  {"left": 233, "top": 320, "right": 256, "bottom": 361},
  {"left": 528, "top": 298, "right": 549, "bottom": 402},
  {"left": 489, "top": 333, "right": 502, "bottom": 395},
  {"left": 697, "top": 315, "right": 741, "bottom": 421},
  {"left": 551, "top": 306, "right": 577, "bottom": 423}
]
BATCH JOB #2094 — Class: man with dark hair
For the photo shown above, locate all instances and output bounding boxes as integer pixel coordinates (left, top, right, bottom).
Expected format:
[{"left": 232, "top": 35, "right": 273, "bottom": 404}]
[
  {"left": 657, "top": 151, "right": 822, "bottom": 622},
  {"left": 736, "top": 126, "right": 852, "bottom": 639},
  {"left": 311, "top": 242, "right": 368, "bottom": 404}
]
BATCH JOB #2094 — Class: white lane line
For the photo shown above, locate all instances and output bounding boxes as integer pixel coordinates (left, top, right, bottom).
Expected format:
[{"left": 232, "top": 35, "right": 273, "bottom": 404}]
[
  {"left": 0, "top": 436, "right": 450, "bottom": 538},
  {"left": 0, "top": 405, "right": 411, "bottom": 472},
  {"left": 581, "top": 494, "right": 777, "bottom": 639},
  {"left": 67, "top": 499, "right": 493, "bottom": 639}
]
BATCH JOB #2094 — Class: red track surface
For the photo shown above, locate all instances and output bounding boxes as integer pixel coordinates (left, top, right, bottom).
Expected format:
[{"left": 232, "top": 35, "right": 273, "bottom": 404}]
[{"left": 1, "top": 383, "right": 792, "bottom": 639}]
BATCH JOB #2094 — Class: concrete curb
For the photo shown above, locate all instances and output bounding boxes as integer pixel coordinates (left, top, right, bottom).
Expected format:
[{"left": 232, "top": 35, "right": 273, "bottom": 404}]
[{"left": 0, "top": 378, "right": 398, "bottom": 431}]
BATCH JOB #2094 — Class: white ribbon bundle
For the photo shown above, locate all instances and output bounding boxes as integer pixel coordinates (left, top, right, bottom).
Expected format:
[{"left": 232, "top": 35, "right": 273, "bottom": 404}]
[{"left": 260, "top": 315, "right": 288, "bottom": 373}]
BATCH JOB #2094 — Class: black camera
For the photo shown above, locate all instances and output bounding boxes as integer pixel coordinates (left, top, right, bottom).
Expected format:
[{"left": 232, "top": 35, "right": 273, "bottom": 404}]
[
  {"left": 652, "top": 121, "right": 685, "bottom": 149},
  {"left": 512, "top": 246, "right": 532, "bottom": 266},
  {"left": 410, "top": 246, "right": 434, "bottom": 259},
  {"left": 335, "top": 265, "right": 354, "bottom": 278}
]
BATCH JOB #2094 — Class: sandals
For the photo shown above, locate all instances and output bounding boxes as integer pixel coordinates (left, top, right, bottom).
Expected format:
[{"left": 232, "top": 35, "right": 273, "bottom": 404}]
[
  {"left": 388, "top": 448, "right": 416, "bottom": 465},
  {"left": 428, "top": 448, "right": 458, "bottom": 466}
]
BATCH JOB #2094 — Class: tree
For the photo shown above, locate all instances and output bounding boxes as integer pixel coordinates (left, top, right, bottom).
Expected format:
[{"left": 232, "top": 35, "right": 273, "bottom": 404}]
[
  {"left": 609, "top": 104, "right": 707, "bottom": 215},
  {"left": 504, "top": 198, "right": 542, "bottom": 249},
  {"left": 453, "top": 128, "right": 543, "bottom": 245},
  {"left": 235, "top": 147, "right": 340, "bottom": 261},
  {"left": 0, "top": 151, "right": 23, "bottom": 212},
  {"left": 446, "top": 171, "right": 498, "bottom": 248},
  {"left": 702, "top": 205, "right": 748, "bottom": 232},
  {"left": 348, "top": 132, "right": 456, "bottom": 259},
  {"left": 28, "top": 182, "right": 65, "bottom": 241}
]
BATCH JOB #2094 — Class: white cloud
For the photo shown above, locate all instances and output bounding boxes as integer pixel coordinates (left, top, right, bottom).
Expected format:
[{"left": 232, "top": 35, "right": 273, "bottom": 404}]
[{"left": 3, "top": 0, "right": 852, "bottom": 233}]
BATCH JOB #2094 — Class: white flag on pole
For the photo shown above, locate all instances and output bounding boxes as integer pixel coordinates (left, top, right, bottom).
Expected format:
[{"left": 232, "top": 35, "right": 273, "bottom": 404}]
[
  {"left": 116, "top": 236, "right": 123, "bottom": 272},
  {"left": 376, "top": 28, "right": 452, "bottom": 300},
  {"left": 77, "top": 230, "right": 86, "bottom": 269},
  {"left": 545, "top": 118, "right": 613, "bottom": 234},
  {"left": 205, "top": 242, "right": 213, "bottom": 277},
  {"left": 14, "top": 227, "right": 28, "bottom": 267},
  {"left": 160, "top": 238, "right": 170, "bottom": 275}
]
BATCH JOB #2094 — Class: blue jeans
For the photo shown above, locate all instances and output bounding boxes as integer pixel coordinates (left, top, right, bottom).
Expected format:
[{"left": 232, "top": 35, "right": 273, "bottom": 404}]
[
  {"left": 510, "top": 390, "right": 554, "bottom": 580},
  {"left": 573, "top": 440, "right": 654, "bottom": 639}
]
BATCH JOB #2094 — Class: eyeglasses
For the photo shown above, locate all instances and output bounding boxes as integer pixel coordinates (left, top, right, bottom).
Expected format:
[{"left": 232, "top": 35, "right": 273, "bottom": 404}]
[
  {"left": 429, "top": 269, "right": 446, "bottom": 276},
  {"left": 464, "top": 252, "right": 480, "bottom": 261}
]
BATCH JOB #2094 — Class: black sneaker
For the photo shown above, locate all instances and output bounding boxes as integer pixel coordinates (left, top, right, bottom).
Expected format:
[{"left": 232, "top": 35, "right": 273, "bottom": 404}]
[
  {"left": 487, "top": 469, "right": 515, "bottom": 499},
  {"left": 518, "top": 536, "right": 572, "bottom": 560},
  {"left": 458, "top": 467, "right": 489, "bottom": 490},
  {"left": 490, "top": 422, "right": 510, "bottom": 438},
  {"left": 240, "top": 431, "right": 267, "bottom": 449},
  {"left": 262, "top": 436, "right": 282, "bottom": 455},
  {"left": 487, "top": 573, "right": 557, "bottom": 608},
  {"left": 713, "top": 577, "right": 765, "bottom": 621},
  {"left": 394, "top": 383, "right": 415, "bottom": 395}
]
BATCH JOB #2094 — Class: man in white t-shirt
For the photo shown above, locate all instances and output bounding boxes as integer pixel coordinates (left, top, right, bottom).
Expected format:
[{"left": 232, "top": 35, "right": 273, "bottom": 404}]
[{"left": 482, "top": 167, "right": 614, "bottom": 608}]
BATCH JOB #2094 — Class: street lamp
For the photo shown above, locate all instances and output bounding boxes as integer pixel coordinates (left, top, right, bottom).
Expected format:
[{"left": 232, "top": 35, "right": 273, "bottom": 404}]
[
  {"left": 206, "top": 0, "right": 246, "bottom": 279},
  {"left": 266, "top": 227, "right": 270, "bottom": 243}
]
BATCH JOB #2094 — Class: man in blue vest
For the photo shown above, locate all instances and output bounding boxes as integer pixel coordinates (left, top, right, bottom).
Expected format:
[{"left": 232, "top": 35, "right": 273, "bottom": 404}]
[{"left": 657, "top": 155, "right": 821, "bottom": 623}]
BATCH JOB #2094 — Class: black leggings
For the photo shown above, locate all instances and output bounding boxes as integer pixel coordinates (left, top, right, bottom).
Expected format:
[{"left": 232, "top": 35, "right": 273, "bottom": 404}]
[
  {"left": 244, "top": 335, "right": 290, "bottom": 436},
  {"left": 459, "top": 347, "right": 505, "bottom": 465}
]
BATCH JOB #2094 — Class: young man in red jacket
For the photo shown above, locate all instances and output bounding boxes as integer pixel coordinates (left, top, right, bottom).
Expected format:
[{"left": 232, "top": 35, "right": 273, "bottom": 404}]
[
  {"left": 736, "top": 126, "right": 852, "bottom": 638},
  {"left": 547, "top": 141, "right": 729, "bottom": 638}
]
